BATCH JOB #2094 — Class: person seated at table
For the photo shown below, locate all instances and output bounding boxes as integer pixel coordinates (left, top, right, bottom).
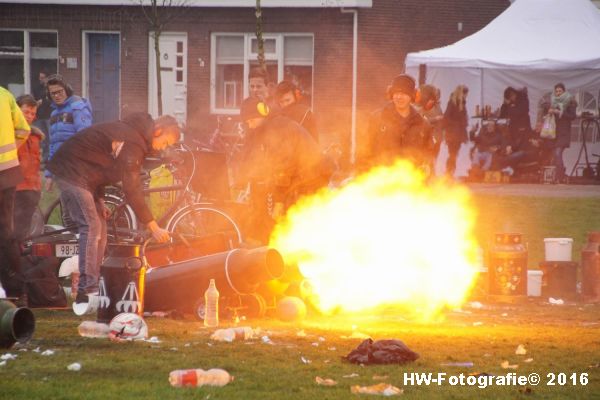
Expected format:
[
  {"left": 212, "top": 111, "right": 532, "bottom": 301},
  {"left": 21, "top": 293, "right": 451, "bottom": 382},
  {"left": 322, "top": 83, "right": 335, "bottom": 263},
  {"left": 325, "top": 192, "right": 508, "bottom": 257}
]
[{"left": 469, "top": 120, "right": 505, "bottom": 176}]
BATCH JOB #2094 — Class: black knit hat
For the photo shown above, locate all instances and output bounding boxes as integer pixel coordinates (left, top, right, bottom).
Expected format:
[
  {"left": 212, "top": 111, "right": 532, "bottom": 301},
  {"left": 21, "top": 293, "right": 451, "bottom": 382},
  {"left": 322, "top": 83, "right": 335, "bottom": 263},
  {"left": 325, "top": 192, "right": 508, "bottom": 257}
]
[
  {"left": 388, "top": 74, "right": 416, "bottom": 99},
  {"left": 240, "top": 97, "right": 270, "bottom": 121}
]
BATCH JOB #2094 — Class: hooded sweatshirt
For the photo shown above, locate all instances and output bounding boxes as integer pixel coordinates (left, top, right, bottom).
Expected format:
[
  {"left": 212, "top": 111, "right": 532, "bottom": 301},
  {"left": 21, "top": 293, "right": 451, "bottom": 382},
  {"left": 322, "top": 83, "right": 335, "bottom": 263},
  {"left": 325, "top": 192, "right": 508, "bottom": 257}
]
[{"left": 47, "top": 112, "right": 155, "bottom": 223}]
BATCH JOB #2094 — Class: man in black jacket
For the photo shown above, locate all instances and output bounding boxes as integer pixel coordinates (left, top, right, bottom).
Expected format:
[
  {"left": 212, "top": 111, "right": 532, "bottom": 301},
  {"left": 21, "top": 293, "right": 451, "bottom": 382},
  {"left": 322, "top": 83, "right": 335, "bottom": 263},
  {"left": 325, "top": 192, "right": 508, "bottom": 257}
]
[
  {"left": 364, "top": 74, "right": 433, "bottom": 172},
  {"left": 274, "top": 80, "right": 318, "bottom": 143},
  {"left": 47, "top": 112, "right": 177, "bottom": 304}
]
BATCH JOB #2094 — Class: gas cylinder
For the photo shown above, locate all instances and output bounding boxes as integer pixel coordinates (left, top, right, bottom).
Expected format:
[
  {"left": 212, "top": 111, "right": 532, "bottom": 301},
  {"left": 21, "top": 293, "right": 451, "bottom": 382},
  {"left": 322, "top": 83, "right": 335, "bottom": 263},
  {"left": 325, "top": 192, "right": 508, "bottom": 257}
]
[
  {"left": 487, "top": 233, "right": 528, "bottom": 302},
  {"left": 581, "top": 231, "right": 600, "bottom": 303}
]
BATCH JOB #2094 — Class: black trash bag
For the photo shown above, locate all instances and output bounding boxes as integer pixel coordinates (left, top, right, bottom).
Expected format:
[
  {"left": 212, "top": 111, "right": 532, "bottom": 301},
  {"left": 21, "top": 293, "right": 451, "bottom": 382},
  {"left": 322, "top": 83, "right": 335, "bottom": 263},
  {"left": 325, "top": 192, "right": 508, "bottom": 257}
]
[
  {"left": 343, "top": 338, "right": 419, "bottom": 365},
  {"left": 22, "top": 256, "right": 67, "bottom": 308}
]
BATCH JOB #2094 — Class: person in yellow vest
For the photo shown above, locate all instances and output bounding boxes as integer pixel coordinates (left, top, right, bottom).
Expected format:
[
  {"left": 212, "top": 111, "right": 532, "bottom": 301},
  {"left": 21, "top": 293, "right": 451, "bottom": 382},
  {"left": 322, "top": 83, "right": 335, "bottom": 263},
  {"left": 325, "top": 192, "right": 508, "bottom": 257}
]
[{"left": 0, "top": 86, "right": 30, "bottom": 306}]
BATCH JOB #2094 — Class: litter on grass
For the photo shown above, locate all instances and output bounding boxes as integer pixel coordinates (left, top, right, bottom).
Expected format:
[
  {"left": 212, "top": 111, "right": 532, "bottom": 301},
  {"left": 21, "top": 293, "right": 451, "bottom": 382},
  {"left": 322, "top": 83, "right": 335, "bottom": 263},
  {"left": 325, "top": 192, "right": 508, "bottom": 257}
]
[
  {"left": 515, "top": 344, "right": 527, "bottom": 355},
  {"left": 500, "top": 360, "right": 518, "bottom": 369},
  {"left": 350, "top": 383, "right": 403, "bottom": 396},
  {"left": 315, "top": 376, "right": 337, "bottom": 386},
  {"left": 67, "top": 362, "right": 81, "bottom": 371}
]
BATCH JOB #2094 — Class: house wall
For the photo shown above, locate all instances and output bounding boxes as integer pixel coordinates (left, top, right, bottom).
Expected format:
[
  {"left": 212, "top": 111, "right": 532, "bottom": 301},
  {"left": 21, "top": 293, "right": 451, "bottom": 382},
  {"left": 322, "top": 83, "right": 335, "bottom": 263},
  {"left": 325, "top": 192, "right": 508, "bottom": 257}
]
[{"left": 0, "top": 1, "right": 509, "bottom": 159}]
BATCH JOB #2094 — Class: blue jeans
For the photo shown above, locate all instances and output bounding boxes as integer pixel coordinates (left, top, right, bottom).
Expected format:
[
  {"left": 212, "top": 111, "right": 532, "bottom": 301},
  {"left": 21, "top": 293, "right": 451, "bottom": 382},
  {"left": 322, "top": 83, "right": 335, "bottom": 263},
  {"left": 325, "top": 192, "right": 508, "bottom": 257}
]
[
  {"left": 55, "top": 178, "right": 106, "bottom": 295},
  {"left": 472, "top": 150, "right": 493, "bottom": 171}
]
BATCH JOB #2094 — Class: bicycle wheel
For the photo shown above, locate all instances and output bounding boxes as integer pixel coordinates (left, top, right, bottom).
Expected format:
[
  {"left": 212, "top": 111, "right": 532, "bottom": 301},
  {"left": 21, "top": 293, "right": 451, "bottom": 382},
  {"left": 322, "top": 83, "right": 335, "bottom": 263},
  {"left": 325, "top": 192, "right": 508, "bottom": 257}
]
[
  {"left": 166, "top": 204, "right": 243, "bottom": 248},
  {"left": 104, "top": 194, "right": 138, "bottom": 240},
  {"left": 43, "top": 193, "right": 137, "bottom": 235}
]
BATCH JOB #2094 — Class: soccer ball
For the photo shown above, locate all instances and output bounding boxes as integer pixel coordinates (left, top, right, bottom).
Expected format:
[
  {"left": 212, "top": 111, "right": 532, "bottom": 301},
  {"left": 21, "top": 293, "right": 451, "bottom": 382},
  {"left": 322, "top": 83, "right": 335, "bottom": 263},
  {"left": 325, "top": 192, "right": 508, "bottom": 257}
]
[
  {"left": 276, "top": 296, "right": 307, "bottom": 322},
  {"left": 108, "top": 313, "right": 148, "bottom": 342}
]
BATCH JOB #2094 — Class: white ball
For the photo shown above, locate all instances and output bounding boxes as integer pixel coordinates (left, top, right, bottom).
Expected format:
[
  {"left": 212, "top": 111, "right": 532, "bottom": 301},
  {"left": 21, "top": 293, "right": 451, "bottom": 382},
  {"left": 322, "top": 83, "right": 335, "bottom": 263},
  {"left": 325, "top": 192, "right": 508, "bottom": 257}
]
[
  {"left": 59, "top": 255, "right": 79, "bottom": 277},
  {"left": 276, "top": 296, "right": 307, "bottom": 322},
  {"left": 108, "top": 313, "right": 148, "bottom": 342}
]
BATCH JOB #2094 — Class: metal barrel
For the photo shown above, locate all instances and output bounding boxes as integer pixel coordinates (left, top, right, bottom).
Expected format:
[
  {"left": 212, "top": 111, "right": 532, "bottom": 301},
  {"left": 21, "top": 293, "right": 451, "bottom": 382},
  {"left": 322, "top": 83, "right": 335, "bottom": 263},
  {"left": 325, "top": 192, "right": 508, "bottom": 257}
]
[
  {"left": 143, "top": 247, "right": 285, "bottom": 313},
  {"left": 0, "top": 300, "right": 35, "bottom": 349}
]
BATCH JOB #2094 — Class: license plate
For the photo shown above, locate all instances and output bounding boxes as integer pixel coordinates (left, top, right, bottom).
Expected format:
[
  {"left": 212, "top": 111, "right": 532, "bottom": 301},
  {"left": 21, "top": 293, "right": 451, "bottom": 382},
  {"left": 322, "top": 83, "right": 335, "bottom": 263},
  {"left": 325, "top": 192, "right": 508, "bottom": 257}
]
[{"left": 55, "top": 244, "right": 79, "bottom": 257}]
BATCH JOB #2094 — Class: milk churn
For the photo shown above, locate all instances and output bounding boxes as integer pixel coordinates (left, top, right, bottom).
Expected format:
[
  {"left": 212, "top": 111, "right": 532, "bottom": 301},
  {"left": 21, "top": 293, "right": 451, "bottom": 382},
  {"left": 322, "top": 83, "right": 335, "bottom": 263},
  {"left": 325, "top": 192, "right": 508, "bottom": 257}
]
[
  {"left": 487, "top": 233, "right": 528, "bottom": 301},
  {"left": 581, "top": 231, "right": 600, "bottom": 303},
  {"left": 97, "top": 243, "right": 145, "bottom": 324}
]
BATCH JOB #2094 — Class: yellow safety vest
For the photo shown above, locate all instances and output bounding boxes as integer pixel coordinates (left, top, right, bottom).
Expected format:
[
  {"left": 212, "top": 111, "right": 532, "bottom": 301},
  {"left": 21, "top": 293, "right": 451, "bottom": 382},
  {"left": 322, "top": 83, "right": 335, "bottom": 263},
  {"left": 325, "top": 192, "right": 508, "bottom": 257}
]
[{"left": 0, "top": 87, "right": 30, "bottom": 172}]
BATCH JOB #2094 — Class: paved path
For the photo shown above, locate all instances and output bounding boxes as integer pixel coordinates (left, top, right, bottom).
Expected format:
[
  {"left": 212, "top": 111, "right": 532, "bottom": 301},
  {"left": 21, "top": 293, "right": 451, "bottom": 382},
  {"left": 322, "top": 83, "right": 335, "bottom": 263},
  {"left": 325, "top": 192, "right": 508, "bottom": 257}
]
[{"left": 466, "top": 183, "right": 600, "bottom": 198}]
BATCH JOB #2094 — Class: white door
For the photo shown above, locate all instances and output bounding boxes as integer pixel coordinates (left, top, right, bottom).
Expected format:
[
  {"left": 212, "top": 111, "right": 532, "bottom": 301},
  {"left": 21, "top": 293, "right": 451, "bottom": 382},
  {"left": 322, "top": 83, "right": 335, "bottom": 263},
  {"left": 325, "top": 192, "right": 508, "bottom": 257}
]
[{"left": 148, "top": 32, "right": 187, "bottom": 126}]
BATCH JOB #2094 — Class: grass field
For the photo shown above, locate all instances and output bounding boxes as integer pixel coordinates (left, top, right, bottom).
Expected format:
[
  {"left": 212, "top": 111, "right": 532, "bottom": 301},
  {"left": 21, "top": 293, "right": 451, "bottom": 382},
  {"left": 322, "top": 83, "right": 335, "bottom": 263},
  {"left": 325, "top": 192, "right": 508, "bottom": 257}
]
[{"left": 6, "top": 186, "right": 598, "bottom": 399}]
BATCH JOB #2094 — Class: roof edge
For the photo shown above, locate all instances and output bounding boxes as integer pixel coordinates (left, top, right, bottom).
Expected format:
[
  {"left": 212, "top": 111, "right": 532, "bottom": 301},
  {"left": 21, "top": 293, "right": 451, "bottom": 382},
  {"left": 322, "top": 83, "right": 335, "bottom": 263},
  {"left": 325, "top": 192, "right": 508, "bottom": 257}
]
[{"left": 2, "top": 0, "right": 372, "bottom": 8}]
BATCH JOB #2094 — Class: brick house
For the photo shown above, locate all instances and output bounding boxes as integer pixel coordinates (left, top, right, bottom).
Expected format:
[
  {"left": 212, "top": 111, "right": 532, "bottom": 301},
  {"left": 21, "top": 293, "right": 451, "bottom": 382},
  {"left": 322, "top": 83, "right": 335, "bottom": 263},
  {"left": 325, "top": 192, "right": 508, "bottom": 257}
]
[{"left": 0, "top": 0, "right": 509, "bottom": 162}]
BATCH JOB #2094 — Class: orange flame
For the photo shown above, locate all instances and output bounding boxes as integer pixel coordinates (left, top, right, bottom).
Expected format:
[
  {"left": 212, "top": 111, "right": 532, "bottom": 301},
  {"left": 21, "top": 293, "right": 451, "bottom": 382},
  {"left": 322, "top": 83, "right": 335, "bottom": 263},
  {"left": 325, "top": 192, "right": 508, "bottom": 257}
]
[{"left": 269, "top": 161, "right": 479, "bottom": 321}]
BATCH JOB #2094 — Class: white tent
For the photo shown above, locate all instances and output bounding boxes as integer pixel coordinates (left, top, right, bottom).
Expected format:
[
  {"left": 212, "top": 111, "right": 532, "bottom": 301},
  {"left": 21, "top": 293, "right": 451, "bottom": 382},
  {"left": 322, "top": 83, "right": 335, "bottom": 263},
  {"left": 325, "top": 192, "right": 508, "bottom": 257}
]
[{"left": 405, "top": 0, "right": 600, "bottom": 176}]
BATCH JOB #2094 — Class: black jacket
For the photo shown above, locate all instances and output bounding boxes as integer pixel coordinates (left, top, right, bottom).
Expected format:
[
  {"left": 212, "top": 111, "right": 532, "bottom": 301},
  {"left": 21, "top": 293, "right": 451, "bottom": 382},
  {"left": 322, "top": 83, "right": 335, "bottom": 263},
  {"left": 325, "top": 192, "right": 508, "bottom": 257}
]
[
  {"left": 366, "top": 103, "right": 433, "bottom": 168},
  {"left": 278, "top": 103, "right": 318, "bottom": 143},
  {"left": 47, "top": 112, "right": 155, "bottom": 223}
]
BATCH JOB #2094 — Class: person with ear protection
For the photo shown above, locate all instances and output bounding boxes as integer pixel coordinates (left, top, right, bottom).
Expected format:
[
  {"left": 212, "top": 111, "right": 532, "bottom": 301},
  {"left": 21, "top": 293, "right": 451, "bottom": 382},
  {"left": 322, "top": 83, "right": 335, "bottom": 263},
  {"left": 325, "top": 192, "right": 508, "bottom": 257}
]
[
  {"left": 44, "top": 74, "right": 93, "bottom": 191},
  {"left": 236, "top": 96, "right": 328, "bottom": 243},
  {"left": 274, "top": 80, "right": 318, "bottom": 143},
  {"left": 47, "top": 113, "right": 177, "bottom": 306},
  {"left": 365, "top": 74, "right": 433, "bottom": 172}
]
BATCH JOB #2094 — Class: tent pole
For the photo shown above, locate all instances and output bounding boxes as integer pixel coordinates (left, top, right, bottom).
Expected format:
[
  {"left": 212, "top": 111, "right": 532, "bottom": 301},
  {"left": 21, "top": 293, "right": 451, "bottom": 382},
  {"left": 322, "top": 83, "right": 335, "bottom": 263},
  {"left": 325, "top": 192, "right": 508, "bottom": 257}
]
[{"left": 480, "top": 68, "right": 484, "bottom": 118}]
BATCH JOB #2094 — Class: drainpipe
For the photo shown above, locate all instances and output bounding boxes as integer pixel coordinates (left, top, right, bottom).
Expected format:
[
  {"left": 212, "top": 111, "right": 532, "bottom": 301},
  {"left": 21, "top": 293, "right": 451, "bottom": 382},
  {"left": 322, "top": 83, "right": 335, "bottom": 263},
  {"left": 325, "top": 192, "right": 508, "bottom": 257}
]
[{"left": 341, "top": 7, "right": 358, "bottom": 165}]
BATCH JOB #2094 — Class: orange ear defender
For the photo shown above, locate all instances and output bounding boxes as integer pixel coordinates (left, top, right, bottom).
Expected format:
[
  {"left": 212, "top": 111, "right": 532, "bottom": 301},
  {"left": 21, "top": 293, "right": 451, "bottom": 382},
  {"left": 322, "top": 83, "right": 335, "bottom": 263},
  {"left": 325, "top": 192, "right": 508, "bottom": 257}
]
[{"left": 414, "top": 88, "right": 421, "bottom": 104}]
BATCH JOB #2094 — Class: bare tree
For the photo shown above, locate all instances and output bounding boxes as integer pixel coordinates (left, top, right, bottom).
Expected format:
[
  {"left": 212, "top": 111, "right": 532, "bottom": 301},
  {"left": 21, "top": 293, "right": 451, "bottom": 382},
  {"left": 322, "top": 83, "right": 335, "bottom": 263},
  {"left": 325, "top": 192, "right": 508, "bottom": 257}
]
[
  {"left": 255, "top": 0, "right": 266, "bottom": 71},
  {"left": 137, "top": 0, "right": 189, "bottom": 116}
]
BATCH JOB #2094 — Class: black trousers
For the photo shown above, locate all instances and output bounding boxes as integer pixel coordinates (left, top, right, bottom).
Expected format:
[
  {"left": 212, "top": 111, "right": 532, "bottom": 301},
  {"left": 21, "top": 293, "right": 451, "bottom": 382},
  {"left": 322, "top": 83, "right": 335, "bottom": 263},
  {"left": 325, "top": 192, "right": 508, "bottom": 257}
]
[
  {"left": 14, "top": 190, "right": 41, "bottom": 240},
  {"left": 0, "top": 186, "right": 24, "bottom": 297}
]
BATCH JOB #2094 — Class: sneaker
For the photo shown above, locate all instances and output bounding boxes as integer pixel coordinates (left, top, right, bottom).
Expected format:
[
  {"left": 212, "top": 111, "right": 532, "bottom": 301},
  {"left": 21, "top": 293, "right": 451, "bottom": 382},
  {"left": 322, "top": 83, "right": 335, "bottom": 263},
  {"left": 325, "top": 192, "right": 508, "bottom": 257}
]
[
  {"left": 75, "top": 292, "right": 89, "bottom": 304},
  {"left": 75, "top": 291, "right": 99, "bottom": 304}
]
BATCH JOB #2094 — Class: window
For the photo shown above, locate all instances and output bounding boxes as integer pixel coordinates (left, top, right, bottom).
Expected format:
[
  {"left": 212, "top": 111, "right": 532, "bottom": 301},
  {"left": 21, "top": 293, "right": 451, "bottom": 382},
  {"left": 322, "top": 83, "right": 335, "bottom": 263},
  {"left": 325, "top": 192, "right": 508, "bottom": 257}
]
[
  {"left": 211, "top": 33, "right": 313, "bottom": 114},
  {"left": 0, "top": 30, "right": 58, "bottom": 97}
]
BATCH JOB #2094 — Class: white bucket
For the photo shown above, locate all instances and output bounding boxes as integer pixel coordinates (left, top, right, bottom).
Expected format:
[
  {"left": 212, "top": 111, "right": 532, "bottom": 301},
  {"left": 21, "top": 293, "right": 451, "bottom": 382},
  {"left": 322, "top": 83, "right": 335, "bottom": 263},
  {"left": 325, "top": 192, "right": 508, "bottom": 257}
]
[
  {"left": 544, "top": 238, "right": 573, "bottom": 261},
  {"left": 72, "top": 294, "right": 100, "bottom": 316},
  {"left": 527, "top": 270, "right": 543, "bottom": 297}
]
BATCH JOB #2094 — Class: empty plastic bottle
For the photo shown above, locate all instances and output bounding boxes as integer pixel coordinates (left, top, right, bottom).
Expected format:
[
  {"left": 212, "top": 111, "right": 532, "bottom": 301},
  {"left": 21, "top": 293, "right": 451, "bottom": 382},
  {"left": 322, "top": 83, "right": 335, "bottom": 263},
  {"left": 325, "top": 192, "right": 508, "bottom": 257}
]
[
  {"left": 169, "top": 368, "right": 232, "bottom": 387},
  {"left": 204, "top": 279, "right": 219, "bottom": 327},
  {"left": 210, "top": 326, "right": 255, "bottom": 342},
  {"left": 78, "top": 320, "right": 110, "bottom": 338}
]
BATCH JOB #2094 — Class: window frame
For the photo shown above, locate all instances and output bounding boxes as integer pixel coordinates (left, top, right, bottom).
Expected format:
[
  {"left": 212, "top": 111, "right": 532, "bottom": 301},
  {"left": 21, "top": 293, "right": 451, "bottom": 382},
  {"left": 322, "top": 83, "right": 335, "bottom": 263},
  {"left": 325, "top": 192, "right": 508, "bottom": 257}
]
[
  {"left": 0, "top": 28, "right": 58, "bottom": 96},
  {"left": 210, "top": 32, "right": 314, "bottom": 115}
]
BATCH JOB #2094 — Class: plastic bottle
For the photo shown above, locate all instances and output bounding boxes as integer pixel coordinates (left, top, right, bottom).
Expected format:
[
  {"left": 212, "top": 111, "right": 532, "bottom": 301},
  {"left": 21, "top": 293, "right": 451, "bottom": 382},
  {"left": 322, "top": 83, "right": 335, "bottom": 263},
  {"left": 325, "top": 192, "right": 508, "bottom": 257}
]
[
  {"left": 204, "top": 279, "right": 219, "bottom": 327},
  {"left": 210, "top": 326, "right": 255, "bottom": 342},
  {"left": 78, "top": 320, "right": 110, "bottom": 338},
  {"left": 169, "top": 368, "right": 232, "bottom": 388}
]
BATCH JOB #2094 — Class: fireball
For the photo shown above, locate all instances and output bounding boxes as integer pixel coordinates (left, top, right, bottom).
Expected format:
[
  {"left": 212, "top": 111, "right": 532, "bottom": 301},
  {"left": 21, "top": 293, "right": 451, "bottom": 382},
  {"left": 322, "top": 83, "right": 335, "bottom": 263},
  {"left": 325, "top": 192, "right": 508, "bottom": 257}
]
[{"left": 269, "top": 160, "right": 479, "bottom": 321}]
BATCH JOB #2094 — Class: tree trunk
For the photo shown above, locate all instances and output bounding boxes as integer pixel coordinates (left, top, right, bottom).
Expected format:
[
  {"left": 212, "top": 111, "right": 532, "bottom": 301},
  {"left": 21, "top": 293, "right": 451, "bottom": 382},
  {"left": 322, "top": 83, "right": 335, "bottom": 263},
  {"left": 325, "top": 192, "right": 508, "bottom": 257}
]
[{"left": 154, "top": 32, "right": 163, "bottom": 116}]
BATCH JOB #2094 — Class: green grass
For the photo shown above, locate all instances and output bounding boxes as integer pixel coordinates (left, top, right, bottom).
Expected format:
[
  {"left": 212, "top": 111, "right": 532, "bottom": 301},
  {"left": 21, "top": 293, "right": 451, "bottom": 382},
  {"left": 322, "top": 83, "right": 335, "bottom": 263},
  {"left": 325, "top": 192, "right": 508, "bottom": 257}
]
[
  {"left": 2, "top": 305, "right": 600, "bottom": 399},
  {"left": 472, "top": 195, "right": 600, "bottom": 268},
  {"left": 9, "top": 188, "right": 598, "bottom": 399}
]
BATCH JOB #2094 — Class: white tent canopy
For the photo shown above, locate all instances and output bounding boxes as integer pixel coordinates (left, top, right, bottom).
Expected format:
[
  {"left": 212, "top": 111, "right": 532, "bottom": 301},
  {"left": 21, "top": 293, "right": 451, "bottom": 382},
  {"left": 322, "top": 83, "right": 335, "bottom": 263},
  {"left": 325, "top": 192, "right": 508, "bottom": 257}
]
[{"left": 405, "top": 0, "right": 600, "bottom": 176}]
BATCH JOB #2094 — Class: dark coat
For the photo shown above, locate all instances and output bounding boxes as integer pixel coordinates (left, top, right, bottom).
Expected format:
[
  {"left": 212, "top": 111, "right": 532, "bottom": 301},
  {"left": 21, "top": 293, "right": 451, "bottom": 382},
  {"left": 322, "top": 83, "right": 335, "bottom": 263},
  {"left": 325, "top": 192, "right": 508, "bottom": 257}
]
[
  {"left": 47, "top": 112, "right": 155, "bottom": 223},
  {"left": 279, "top": 103, "right": 318, "bottom": 143},
  {"left": 554, "top": 100, "right": 577, "bottom": 149},
  {"left": 366, "top": 102, "right": 433, "bottom": 168},
  {"left": 443, "top": 100, "right": 468, "bottom": 144},
  {"left": 499, "top": 91, "right": 531, "bottom": 149},
  {"left": 238, "top": 115, "right": 327, "bottom": 197}
]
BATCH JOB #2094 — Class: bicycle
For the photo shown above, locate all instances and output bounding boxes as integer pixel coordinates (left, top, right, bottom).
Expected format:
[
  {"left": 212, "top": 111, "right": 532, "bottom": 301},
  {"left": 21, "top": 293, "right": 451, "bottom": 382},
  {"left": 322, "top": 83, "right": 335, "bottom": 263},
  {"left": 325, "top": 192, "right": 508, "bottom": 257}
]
[{"left": 42, "top": 143, "right": 243, "bottom": 247}]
